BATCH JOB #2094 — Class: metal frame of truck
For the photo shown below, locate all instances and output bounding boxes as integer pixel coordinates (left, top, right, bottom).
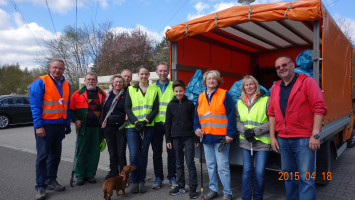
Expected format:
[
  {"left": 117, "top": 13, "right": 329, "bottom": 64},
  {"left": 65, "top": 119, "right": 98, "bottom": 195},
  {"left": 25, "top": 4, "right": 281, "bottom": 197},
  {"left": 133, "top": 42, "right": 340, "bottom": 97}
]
[{"left": 166, "top": 0, "right": 354, "bottom": 185}]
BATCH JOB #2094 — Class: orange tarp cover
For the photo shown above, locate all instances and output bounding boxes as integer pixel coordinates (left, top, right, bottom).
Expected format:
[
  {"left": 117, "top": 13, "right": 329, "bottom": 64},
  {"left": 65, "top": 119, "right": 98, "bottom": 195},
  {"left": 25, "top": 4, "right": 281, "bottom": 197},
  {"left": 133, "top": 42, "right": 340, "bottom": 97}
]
[{"left": 166, "top": 0, "right": 323, "bottom": 42}]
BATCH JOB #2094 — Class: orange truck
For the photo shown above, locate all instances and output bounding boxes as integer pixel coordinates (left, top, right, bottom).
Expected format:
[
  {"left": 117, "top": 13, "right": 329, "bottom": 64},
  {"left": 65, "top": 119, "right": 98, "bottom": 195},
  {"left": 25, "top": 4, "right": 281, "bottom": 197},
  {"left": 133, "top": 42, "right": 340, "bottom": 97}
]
[{"left": 165, "top": 0, "right": 354, "bottom": 185}]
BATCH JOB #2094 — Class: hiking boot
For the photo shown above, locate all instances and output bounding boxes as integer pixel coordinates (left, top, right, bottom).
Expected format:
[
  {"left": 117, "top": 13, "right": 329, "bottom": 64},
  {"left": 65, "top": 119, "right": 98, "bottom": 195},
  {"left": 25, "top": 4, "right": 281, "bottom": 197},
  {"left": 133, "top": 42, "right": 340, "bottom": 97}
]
[
  {"left": 169, "top": 186, "right": 185, "bottom": 196},
  {"left": 139, "top": 182, "right": 146, "bottom": 193},
  {"left": 223, "top": 193, "right": 232, "bottom": 200},
  {"left": 35, "top": 188, "right": 46, "bottom": 200},
  {"left": 46, "top": 180, "right": 65, "bottom": 191},
  {"left": 130, "top": 183, "right": 139, "bottom": 193},
  {"left": 151, "top": 177, "right": 162, "bottom": 189},
  {"left": 189, "top": 191, "right": 198, "bottom": 199},
  {"left": 87, "top": 177, "right": 96, "bottom": 183},
  {"left": 168, "top": 177, "right": 178, "bottom": 189},
  {"left": 205, "top": 190, "right": 218, "bottom": 200},
  {"left": 76, "top": 179, "right": 85, "bottom": 186}
]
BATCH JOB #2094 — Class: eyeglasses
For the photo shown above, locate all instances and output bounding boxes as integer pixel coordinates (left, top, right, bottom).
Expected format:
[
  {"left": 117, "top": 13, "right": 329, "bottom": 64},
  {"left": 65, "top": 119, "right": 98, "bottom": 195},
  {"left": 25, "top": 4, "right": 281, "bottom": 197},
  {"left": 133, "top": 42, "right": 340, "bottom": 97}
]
[
  {"left": 51, "top": 67, "right": 65, "bottom": 71},
  {"left": 275, "top": 61, "right": 291, "bottom": 71}
]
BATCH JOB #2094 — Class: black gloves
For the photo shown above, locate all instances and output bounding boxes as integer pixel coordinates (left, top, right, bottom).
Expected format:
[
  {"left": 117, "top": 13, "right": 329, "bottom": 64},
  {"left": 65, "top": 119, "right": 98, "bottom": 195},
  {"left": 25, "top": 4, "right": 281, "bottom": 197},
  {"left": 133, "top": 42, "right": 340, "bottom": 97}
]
[
  {"left": 135, "top": 121, "right": 144, "bottom": 134},
  {"left": 218, "top": 138, "right": 227, "bottom": 152},
  {"left": 65, "top": 126, "right": 71, "bottom": 135},
  {"left": 244, "top": 129, "right": 256, "bottom": 144},
  {"left": 141, "top": 120, "right": 148, "bottom": 127}
]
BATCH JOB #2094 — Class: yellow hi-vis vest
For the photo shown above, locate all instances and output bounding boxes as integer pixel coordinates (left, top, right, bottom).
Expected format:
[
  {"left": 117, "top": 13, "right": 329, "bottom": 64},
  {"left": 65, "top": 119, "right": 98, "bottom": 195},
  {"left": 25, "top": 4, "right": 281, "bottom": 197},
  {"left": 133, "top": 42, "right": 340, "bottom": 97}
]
[
  {"left": 154, "top": 81, "right": 174, "bottom": 123},
  {"left": 125, "top": 85, "right": 158, "bottom": 128},
  {"left": 237, "top": 96, "right": 270, "bottom": 144}
]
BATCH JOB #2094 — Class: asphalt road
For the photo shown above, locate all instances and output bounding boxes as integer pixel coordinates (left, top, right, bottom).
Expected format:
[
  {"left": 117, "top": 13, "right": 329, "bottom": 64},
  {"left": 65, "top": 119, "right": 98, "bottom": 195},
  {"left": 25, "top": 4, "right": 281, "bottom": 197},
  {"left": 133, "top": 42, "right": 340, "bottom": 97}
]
[{"left": 0, "top": 124, "right": 355, "bottom": 200}]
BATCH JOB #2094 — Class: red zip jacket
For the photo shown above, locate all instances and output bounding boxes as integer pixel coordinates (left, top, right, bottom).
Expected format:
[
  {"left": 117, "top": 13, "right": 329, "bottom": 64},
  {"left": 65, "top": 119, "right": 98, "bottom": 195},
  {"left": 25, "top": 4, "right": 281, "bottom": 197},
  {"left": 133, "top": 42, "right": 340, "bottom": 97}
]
[{"left": 267, "top": 74, "right": 327, "bottom": 138}]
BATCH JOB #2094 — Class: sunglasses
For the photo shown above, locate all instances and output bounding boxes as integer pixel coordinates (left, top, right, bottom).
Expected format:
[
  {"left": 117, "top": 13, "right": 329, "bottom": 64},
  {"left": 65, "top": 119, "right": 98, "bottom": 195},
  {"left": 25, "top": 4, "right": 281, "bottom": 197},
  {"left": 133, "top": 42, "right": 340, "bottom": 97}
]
[{"left": 275, "top": 61, "right": 291, "bottom": 71}]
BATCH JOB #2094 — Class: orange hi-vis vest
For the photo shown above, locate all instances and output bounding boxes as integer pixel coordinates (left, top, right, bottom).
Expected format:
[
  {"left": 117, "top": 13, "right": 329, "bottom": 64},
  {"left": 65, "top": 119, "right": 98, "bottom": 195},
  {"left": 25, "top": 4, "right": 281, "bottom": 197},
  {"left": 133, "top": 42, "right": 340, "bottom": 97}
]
[
  {"left": 197, "top": 88, "right": 228, "bottom": 136},
  {"left": 40, "top": 75, "right": 70, "bottom": 120}
]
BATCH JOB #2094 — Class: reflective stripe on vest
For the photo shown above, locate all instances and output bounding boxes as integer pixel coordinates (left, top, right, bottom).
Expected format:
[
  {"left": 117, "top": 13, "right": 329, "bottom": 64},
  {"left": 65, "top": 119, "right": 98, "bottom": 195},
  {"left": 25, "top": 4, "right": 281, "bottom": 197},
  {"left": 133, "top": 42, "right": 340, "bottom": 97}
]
[
  {"left": 197, "top": 88, "right": 228, "bottom": 136},
  {"left": 125, "top": 85, "right": 158, "bottom": 128},
  {"left": 40, "top": 75, "right": 70, "bottom": 120},
  {"left": 154, "top": 81, "right": 174, "bottom": 123},
  {"left": 237, "top": 96, "right": 270, "bottom": 144}
]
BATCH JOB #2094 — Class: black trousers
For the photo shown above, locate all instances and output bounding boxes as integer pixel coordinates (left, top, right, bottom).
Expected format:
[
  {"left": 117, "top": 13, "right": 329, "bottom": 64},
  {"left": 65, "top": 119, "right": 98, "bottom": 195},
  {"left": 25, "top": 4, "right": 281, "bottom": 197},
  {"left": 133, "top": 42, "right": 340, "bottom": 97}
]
[
  {"left": 103, "top": 125, "right": 127, "bottom": 173},
  {"left": 172, "top": 136, "right": 198, "bottom": 190},
  {"left": 151, "top": 123, "right": 176, "bottom": 180}
]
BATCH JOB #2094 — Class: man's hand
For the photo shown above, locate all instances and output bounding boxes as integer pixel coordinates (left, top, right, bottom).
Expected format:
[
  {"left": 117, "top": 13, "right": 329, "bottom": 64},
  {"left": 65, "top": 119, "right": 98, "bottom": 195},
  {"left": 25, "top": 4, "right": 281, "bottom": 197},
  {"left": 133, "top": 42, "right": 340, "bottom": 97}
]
[
  {"left": 36, "top": 127, "right": 46, "bottom": 137},
  {"left": 309, "top": 137, "right": 320, "bottom": 151},
  {"left": 75, "top": 120, "right": 81, "bottom": 129},
  {"left": 167, "top": 142, "right": 172, "bottom": 149},
  {"left": 195, "top": 128, "right": 204, "bottom": 137},
  {"left": 65, "top": 126, "right": 71, "bottom": 135},
  {"left": 195, "top": 143, "right": 199, "bottom": 147},
  {"left": 270, "top": 137, "right": 280, "bottom": 153}
]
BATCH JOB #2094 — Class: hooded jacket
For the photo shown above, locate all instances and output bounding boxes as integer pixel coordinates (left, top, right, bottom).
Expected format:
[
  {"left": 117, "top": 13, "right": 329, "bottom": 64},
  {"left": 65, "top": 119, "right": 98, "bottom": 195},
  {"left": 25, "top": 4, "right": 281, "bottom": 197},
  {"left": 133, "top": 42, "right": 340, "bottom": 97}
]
[
  {"left": 267, "top": 74, "right": 327, "bottom": 138},
  {"left": 165, "top": 95, "right": 199, "bottom": 143}
]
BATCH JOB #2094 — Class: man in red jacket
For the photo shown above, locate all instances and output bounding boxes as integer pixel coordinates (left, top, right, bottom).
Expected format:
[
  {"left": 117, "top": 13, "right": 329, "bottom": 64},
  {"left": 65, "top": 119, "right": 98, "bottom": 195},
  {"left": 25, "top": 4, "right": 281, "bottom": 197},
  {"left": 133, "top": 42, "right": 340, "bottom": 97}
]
[{"left": 268, "top": 56, "right": 327, "bottom": 200}]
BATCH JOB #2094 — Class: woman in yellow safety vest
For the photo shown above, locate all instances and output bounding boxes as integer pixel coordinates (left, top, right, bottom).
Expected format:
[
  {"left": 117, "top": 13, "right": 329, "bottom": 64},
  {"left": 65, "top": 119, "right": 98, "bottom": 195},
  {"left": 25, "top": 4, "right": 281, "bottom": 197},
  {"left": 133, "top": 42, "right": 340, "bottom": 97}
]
[
  {"left": 124, "top": 67, "right": 159, "bottom": 194},
  {"left": 194, "top": 70, "right": 236, "bottom": 200},
  {"left": 236, "top": 75, "right": 271, "bottom": 200}
]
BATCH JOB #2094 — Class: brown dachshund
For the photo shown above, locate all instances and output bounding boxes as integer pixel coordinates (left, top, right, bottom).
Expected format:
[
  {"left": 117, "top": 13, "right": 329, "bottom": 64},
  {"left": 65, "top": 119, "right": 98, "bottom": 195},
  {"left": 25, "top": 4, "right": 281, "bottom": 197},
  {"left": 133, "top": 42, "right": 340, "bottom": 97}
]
[{"left": 102, "top": 165, "right": 136, "bottom": 200}]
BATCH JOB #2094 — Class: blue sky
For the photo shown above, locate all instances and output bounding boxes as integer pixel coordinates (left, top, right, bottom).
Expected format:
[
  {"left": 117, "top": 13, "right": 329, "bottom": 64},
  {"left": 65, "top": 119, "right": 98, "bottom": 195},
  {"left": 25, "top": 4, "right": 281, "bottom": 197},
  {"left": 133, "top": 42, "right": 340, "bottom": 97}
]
[{"left": 0, "top": 0, "right": 354, "bottom": 69}]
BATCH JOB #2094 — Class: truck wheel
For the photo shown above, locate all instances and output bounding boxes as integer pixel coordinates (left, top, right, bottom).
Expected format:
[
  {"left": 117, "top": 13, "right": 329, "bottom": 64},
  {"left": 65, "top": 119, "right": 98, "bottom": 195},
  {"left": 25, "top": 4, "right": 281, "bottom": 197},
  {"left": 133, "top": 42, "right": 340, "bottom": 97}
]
[
  {"left": 316, "top": 140, "right": 334, "bottom": 185},
  {"left": 347, "top": 129, "right": 355, "bottom": 148}
]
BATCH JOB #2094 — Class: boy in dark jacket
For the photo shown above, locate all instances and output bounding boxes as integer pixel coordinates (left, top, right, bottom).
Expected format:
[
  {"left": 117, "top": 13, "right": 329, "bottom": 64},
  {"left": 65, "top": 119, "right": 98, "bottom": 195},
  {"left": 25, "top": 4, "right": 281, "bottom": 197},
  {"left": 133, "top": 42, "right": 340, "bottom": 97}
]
[{"left": 165, "top": 80, "right": 199, "bottom": 199}]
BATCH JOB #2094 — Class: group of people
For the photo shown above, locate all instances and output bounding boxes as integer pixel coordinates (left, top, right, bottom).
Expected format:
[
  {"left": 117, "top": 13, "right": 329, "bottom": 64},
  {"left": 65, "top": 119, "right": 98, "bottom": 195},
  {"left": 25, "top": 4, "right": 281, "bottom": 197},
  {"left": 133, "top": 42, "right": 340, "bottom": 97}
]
[{"left": 30, "top": 55, "right": 327, "bottom": 200}]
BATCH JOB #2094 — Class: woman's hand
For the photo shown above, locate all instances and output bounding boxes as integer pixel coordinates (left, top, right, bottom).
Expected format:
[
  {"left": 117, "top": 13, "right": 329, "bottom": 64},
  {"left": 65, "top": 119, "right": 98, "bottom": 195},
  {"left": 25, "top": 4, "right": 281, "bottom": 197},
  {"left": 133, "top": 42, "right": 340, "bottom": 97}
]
[
  {"left": 225, "top": 136, "right": 233, "bottom": 143},
  {"left": 167, "top": 142, "right": 172, "bottom": 149}
]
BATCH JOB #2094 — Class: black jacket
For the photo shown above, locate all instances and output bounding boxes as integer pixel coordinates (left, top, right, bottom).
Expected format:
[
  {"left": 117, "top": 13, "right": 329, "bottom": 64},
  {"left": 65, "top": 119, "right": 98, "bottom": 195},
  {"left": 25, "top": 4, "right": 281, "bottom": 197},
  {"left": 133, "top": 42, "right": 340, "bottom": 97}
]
[
  {"left": 102, "top": 90, "right": 127, "bottom": 127},
  {"left": 165, "top": 95, "right": 199, "bottom": 143}
]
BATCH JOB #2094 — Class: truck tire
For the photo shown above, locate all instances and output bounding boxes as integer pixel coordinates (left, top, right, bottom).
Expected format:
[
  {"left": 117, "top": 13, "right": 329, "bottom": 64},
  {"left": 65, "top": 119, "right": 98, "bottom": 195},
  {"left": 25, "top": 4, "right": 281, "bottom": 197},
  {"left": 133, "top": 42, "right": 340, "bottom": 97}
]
[
  {"left": 347, "top": 128, "right": 355, "bottom": 148},
  {"left": 316, "top": 140, "right": 334, "bottom": 185}
]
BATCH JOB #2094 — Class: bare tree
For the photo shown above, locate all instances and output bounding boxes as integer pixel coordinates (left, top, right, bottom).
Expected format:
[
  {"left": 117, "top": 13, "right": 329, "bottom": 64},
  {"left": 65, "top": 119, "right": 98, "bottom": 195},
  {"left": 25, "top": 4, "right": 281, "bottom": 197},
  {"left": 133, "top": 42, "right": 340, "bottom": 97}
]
[
  {"left": 93, "top": 27, "right": 155, "bottom": 75},
  {"left": 40, "top": 21, "right": 112, "bottom": 90}
]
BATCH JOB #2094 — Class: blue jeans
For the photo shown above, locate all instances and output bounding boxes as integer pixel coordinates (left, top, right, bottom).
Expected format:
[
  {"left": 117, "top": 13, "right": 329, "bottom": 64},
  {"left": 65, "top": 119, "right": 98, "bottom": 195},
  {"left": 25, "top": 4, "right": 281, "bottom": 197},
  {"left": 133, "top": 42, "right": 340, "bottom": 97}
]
[
  {"left": 151, "top": 122, "right": 176, "bottom": 180},
  {"left": 126, "top": 126, "right": 154, "bottom": 183},
  {"left": 278, "top": 137, "right": 316, "bottom": 200},
  {"left": 35, "top": 124, "right": 65, "bottom": 190},
  {"left": 241, "top": 149, "right": 270, "bottom": 200},
  {"left": 203, "top": 142, "right": 232, "bottom": 195}
]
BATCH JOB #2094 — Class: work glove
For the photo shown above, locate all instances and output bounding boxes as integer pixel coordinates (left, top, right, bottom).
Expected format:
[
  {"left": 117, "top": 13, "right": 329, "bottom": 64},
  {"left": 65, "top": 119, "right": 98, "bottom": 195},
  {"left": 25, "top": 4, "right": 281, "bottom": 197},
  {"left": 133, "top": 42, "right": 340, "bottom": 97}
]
[
  {"left": 135, "top": 121, "right": 145, "bottom": 134},
  {"left": 65, "top": 126, "right": 71, "bottom": 135},
  {"left": 244, "top": 129, "right": 256, "bottom": 144},
  {"left": 141, "top": 120, "right": 148, "bottom": 127},
  {"left": 218, "top": 138, "right": 227, "bottom": 152}
]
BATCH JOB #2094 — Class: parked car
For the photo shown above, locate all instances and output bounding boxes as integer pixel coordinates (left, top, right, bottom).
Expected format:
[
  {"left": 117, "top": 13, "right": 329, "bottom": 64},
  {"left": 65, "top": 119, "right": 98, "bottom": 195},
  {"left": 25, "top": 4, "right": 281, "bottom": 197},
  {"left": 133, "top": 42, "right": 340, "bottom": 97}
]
[{"left": 0, "top": 95, "right": 33, "bottom": 129}]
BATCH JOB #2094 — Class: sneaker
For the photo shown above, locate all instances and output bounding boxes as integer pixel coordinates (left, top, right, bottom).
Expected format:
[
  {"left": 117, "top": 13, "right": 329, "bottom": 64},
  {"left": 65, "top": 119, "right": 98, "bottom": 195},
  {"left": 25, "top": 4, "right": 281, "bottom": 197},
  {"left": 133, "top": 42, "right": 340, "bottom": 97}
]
[
  {"left": 130, "top": 183, "right": 139, "bottom": 193},
  {"left": 169, "top": 186, "right": 185, "bottom": 196},
  {"left": 189, "top": 191, "right": 198, "bottom": 199},
  {"left": 152, "top": 177, "right": 162, "bottom": 189},
  {"left": 35, "top": 188, "right": 46, "bottom": 200},
  {"left": 47, "top": 180, "right": 65, "bottom": 191},
  {"left": 86, "top": 177, "right": 96, "bottom": 183},
  {"left": 139, "top": 182, "right": 146, "bottom": 193},
  {"left": 168, "top": 178, "right": 178, "bottom": 189},
  {"left": 205, "top": 190, "right": 218, "bottom": 200},
  {"left": 223, "top": 193, "right": 232, "bottom": 200},
  {"left": 76, "top": 179, "right": 85, "bottom": 186}
]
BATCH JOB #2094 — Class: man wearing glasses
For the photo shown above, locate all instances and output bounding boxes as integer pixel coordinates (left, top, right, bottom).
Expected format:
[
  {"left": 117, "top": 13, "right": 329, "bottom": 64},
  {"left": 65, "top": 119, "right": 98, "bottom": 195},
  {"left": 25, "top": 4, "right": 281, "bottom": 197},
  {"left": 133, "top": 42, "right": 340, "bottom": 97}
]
[
  {"left": 30, "top": 59, "right": 71, "bottom": 200},
  {"left": 267, "top": 56, "right": 327, "bottom": 200}
]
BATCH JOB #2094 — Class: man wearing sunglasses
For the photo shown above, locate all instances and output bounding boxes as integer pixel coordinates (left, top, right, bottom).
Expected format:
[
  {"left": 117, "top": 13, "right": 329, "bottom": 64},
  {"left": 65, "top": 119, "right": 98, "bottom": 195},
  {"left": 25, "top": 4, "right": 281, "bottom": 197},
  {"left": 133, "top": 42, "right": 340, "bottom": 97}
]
[{"left": 267, "top": 56, "right": 327, "bottom": 200}]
